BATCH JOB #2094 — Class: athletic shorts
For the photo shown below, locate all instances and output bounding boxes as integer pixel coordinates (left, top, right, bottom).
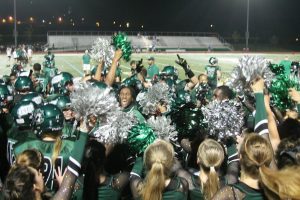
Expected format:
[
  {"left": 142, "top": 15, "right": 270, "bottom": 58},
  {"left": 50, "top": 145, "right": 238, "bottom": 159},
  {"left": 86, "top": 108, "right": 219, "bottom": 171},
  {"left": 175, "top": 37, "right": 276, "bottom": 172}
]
[{"left": 83, "top": 64, "right": 91, "bottom": 71}]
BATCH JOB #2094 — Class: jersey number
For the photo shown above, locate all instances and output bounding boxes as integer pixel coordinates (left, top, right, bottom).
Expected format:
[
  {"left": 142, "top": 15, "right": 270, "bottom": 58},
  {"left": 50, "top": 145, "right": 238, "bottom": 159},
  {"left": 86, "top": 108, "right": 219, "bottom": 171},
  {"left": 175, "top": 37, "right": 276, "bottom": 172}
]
[{"left": 43, "top": 156, "right": 64, "bottom": 189}]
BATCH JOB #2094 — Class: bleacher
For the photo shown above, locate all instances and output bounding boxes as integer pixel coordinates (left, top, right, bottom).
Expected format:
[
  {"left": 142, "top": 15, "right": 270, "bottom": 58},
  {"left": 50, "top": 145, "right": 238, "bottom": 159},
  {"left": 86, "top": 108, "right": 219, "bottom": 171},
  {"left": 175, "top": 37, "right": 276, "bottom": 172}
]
[{"left": 47, "top": 31, "right": 232, "bottom": 52}]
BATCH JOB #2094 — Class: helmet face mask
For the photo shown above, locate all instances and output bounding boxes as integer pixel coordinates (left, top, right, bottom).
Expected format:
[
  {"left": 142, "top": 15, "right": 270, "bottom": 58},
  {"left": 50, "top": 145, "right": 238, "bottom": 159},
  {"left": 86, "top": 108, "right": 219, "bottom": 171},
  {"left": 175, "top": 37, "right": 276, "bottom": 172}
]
[
  {"left": 160, "top": 66, "right": 178, "bottom": 81},
  {"left": 51, "top": 72, "right": 73, "bottom": 94}
]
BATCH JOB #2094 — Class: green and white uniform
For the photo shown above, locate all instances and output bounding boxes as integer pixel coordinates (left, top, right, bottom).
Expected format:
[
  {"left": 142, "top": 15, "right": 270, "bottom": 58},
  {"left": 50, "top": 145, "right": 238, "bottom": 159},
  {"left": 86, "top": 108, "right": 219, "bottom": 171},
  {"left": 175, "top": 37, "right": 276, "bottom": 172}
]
[
  {"left": 7, "top": 126, "right": 36, "bottom": 165},
  {"left": 82, "top": 54, "right": 91, "bottom": 71},
  {"left": 188, "top": 174, "right": 204, "bottom": 200},
  {"left": 14, "top": 137, "right": 76, "bottom": 190},
  {"left": 146, "top": 64, "right": 159, "bottom": 81},
  {"left": 123, "top": 103, "right": 145, "bottom": 124},
  {"left": 254, "top": 93, "right": 268, "bottom": 136},
  {"left": 34, "top": 73, "right": 48, "bottom": 94},
  {"left": 205, "top": 65, "right": 220, "bottom": 89},
  {"left": 230, "top": 182, "right": 266, "bottom": 200}
]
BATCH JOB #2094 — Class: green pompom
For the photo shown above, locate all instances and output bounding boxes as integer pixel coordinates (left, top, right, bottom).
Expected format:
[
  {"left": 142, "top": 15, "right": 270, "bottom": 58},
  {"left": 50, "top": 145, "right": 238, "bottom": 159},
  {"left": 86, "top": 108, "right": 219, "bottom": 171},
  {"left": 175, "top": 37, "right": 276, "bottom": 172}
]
[
  {"left": 269, "top": 63, "right": 285, "bottom": 76},
  {"left": 269, "top": 75, "right": 300, "bottom": 110},
  {"left": 112, "top": 33, "right": 132, "bottom": 62},
  {"left": 127, "top": 123, "right": 157, "bottom": 155}
]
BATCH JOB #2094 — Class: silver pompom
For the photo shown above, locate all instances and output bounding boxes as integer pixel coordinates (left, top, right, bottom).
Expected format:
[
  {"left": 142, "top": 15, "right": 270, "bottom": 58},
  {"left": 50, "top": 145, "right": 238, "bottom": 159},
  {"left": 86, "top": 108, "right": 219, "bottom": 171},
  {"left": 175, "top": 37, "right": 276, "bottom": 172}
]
[
  {"left": 226, "top": 55, "right": 274, "bottom": 94},
  {"left": 136, "top": 82, "right": 172, "bottom": 115},
  {"left": 70, "top": 83, "right": 118, "bottom": 120},
  {"left": 201, "top": 100, "right": 245, "bottom": 140},
  {"left": 147, "top": 116, "right": 178, "bottom": 141},
  {"left": 90, "top": 37, "right": 115, "bottom": 67},
  {"left": 92, "top": 111, "right": 137, "bottom": 144}
]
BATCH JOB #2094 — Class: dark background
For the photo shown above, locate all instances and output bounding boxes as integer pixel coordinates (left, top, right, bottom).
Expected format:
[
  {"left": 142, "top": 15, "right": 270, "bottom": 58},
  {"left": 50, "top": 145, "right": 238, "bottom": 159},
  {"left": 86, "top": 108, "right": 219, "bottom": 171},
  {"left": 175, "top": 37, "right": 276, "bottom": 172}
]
[{"left": 0, "top": 0, "right": 299, "bottom": 49}]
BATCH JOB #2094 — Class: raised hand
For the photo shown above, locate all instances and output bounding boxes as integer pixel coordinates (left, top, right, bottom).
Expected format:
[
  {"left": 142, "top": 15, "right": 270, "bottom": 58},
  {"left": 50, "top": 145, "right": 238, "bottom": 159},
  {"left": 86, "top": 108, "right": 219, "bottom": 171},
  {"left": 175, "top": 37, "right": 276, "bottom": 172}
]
[{"left": 136, "top": 59, "right": 144, "bottom": 73}]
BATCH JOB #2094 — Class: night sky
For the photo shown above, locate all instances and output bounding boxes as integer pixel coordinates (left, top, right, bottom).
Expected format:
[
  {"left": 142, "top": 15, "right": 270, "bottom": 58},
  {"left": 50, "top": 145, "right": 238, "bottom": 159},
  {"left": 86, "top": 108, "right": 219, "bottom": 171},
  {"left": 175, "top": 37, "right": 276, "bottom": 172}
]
[{"left": 0, "top": 0, "right": 300, "bottom": 38}]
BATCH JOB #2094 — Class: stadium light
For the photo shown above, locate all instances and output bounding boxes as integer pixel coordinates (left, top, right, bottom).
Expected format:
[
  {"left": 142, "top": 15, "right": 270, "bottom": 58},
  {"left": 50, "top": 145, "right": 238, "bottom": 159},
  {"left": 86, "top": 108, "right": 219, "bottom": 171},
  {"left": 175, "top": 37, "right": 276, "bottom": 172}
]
[
  {"left": 210, "top": 24, "right": 213, "bottom": 28},
  {"left": 119, "top": 24, "right": 122, "bottom": 27},
  {"left": 17, "top": 21, "right": 21, "bottom": 25},
  {"left": 29, "top": 17, "right": 34, "bottom": 22},
  {"left": 8, "top": 16, "right": 13, "bottom": 21},
  {"left": 96, "top": 22, "right": 100, "bottom": 27},
  {"left": 126, "top": 22, "right": 130, "bottom": 28},
  {"left": 13, "top": 0, "right": 17, "bottom": 46},
  {"left": 245, "top": 0, "right": 250, "bottom": 50},
  {"left": 58, "top": 17, "right": 62, "bottom": 23},
  {"left": 42, "top": 19, "right": 46, "bottom": 23},
  {"left": 296, "top": 38, "right": 299, "bottom": 42},
  {"left": 2, "top": 19, "right": 6, "bottom": 23},
  {"left": 113, "top": 21, "right": 116, "bottom": 24},
  {"left": 141, "top": 25, "right": 144, "bottom": 29}
]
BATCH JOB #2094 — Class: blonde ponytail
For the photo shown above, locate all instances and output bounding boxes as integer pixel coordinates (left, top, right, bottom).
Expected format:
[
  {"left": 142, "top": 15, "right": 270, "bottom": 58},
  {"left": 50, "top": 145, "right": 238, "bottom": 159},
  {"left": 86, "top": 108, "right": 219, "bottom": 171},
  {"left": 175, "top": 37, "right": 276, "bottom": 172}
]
[
  {"left": 52, "top": 137, "right": 62, "bottom": 165},
  {"left": 259, "top": 165, "right": 300, "bottom": 200},
  {"left": 141, "top": 140, "right": 174, "bottom": 200},
  {"left": 142, "top": 161, "right": 165, "bottom": 200},
  {"left": 197, "top": 139, "right": 224, "bottom": 199},
  {"left": 203, "top": 166, "right": 219, "bottom": 199}
]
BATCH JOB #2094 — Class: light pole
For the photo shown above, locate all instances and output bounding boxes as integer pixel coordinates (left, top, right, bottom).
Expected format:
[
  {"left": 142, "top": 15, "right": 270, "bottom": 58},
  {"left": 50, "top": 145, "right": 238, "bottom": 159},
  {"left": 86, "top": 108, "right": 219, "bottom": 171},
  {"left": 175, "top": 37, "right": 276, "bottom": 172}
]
[
  {"left": 245, "top": 0, "right": 249, "bottom": 50},
  {"left": 13, "top": 0, "right": 17, "bottom": 47}
]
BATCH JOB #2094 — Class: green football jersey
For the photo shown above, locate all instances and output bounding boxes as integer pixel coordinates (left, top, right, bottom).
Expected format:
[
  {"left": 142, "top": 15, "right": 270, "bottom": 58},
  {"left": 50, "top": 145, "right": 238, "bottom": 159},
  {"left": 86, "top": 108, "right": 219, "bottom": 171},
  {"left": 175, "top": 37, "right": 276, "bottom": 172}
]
[
  {"left": 230, "top": 182, "right": 266, "bottom": 200},
  {"left": 62, "top": 121, "right": 78, "bottom": 139},
  {"left": 115, "top": 67, "right": 122, "bottom": 78},
  {"left": 205, "top": 65, "right": 220, "bottom": 87},
  {"left": 14, "top": 138, "right": 76, "bottom": 190},
  {"left": 7, "top": 126, "right": 36, "bottom": 165},
  {"left": 123, "top": 103, "right": 145, "bottom": 124},
  {"left": 43, "top": 67, "right": 58, "bottom": 82},
  {"left": 146, "top": 65, "right": 159, "bottom": 81},
  {"left": 82, "top": 54, "right": 91, "bottom": 64},
  {"left": 189, "top": 175, "right": 204, "bottom": 200},
  {"left": 35, "top": 74, "right": 48, "bottom": 94}
]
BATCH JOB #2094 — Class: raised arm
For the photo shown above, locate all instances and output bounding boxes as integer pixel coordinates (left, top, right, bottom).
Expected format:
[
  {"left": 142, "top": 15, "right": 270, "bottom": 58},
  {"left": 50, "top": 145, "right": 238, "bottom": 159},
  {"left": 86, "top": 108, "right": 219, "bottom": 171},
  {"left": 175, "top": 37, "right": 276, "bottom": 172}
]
[
  {"left": 264, "top": 94, "right": 281, "bottom": 152},
  {"left": 175, "top": 54, "right": 198, "bottom": 86},
  {"left": 52, "top": 122, "right": 89, "bottom": 200},
  {"left": 94, "top": 60, "right": 104, "bottom": 81},
  {"left": 105, "top": 49, "right": 122, "bottom": 86}
]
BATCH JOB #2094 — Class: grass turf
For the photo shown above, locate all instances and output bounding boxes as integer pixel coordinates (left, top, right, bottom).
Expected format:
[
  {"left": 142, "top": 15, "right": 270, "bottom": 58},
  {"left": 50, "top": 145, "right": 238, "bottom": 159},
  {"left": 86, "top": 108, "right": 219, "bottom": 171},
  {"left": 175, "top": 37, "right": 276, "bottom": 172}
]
[{"left": 1, "top": 52, "right": 299, "bottom": 81}]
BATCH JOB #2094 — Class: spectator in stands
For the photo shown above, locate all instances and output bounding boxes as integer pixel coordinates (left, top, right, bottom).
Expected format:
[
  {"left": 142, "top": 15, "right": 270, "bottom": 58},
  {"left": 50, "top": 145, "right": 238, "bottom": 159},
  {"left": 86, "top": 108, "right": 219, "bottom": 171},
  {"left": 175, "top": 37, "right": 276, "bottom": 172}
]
[
  {"left": 146, "top": 57, "right": 159, "bottom": 82},
  {"left": 82, "top": 50, "right": 91, "bottom": 76}
]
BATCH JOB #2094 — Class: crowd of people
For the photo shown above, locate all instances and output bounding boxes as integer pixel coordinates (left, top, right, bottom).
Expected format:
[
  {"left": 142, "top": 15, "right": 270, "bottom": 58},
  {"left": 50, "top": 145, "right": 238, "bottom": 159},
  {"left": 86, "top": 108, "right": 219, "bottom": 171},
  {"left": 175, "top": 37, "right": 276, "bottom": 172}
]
[{"left": 0, "top": 46, "right": 300, "bottom": 200}]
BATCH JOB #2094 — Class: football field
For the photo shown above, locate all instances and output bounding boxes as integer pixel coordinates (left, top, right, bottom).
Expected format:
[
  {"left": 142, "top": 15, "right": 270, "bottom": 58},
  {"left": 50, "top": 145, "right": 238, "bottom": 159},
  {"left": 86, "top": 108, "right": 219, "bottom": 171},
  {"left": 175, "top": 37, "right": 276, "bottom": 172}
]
[{"left": 0, "top": 52, "right": 299, "bottom": 81}]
